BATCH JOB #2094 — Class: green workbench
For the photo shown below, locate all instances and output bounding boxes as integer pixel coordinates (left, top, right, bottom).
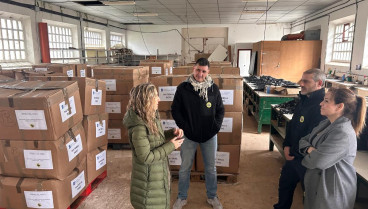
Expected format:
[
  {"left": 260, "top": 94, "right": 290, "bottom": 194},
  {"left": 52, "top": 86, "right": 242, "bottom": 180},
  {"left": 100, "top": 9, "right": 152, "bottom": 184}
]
[{"left": 244, "top": 81, "right": 296, "bottom": 133}]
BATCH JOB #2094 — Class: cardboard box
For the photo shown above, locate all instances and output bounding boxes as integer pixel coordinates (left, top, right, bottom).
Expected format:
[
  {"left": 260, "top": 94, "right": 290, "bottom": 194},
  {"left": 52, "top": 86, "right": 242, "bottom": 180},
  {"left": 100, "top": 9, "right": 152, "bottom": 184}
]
[
  {"left": 196, "top": 145, "right": 240, "bottom": 174},
  {"left": 212, "top": 75, "right": 243, "bottom": 112},
  {"left": 108, "top": 119, "right": 129, "bottom": 144},
  {"left": 0, "top": 81, "right": 83, "bottom": 140},
  {"left": 87, "top": 65, "right": 101, "bottom": 78},
  {"left": 172, "top": 66, "right": 192, "bottom": 75},
  {"left": 210, "top": 67, "right": 240, "bottom": 75},
  {"left": 0, "top": 122, "right": 87, "bottom": 180},
  {"left": 83, "top": 113, "right": 109, "bottom": 152},
  {"left": 159, "top": 111, "right": 178, "bottom": 130},
  {"left": 139, "top": 61, "right": 172, "bottom": 77},
  {"left": 0, "top": 75, "right": 14, "bottom": 83},
  {"left": 274, "top": 86, "right": 301, "bottom": 95},
  {"left": 150, "top": 75, "right": 188, "bottom": 111},
  {"left": 195, "top": 53, "right": 211, "bottom": 61},
  {"left": 74, "top": 64, "right": 87, "bottom": 77},
  {"left": 0, "top": 69, "right": 15, "bottom": 78},
  {"left": 93, "top": 66, "right": 149, "bottom": 95},
  {"left": 27, "top": 77, "right": 106, "bottom": 116},
  {"left": 210, "top": 61, "right": 232, "bottom": 67},
  {"left": 87, "top": 146, "right": 107, "bottom": 184},
  {"left": 0, "top": 159, "right": 87, "bottom": 209},
  {"left": 217, "top": 112, "right": 243, "bottom": 145},
  {"left": 32, "top": 64, "right": 75, "bottom": 77},
  {"left": 14, "top": 69, "right": 54, "bottom": 81},
  {"left": 106, "top": 95, "right": 129, "bottom": 119}
]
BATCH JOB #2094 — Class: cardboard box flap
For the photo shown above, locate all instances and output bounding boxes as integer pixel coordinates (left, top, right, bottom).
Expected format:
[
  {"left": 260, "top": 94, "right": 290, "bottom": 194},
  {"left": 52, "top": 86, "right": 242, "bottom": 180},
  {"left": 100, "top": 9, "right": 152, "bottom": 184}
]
[{"left": 93, "top": 66, "right": 149, "bottom": 80}]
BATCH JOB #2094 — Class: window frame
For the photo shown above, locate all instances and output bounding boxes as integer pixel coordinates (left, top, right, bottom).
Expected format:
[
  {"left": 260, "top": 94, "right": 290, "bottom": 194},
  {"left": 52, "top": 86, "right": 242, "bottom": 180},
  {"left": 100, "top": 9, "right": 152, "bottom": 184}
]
[
  {"left": 110, "top": 33, "right": 124, "bottom": 48},
  {"left": 0, "top": 17, "right": 27, "bottom": 63},
  {"left": 47, "top": 24, "right": 76, "bottom": 60},
  {"left": 84, "top": 30, "right": 103, "bottom": 48},
  {"left": 331, "top": 22, "right": 355, "bottom": 63}
]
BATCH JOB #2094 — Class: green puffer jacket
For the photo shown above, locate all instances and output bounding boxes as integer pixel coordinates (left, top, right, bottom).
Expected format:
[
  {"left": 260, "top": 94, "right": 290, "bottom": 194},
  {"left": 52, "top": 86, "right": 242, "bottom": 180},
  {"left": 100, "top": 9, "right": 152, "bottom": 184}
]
[{"left": 123, "top": 109, "right": 176, "bottom": 209}]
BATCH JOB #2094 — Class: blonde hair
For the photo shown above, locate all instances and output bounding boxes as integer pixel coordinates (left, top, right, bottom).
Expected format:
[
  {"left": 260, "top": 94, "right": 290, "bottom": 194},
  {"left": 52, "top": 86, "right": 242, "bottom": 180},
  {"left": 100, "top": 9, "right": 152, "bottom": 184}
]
[
  {"left": 127, "top": 83, "right": 159, "bottom": 135},
  {"left": 328, "top": 87, "right": 366, "bottom": 136}
]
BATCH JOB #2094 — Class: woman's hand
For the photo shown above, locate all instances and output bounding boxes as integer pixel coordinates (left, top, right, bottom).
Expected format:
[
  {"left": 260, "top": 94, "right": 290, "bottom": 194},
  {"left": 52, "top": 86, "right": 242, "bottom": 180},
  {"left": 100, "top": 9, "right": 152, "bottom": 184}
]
[
  {"left": 307, "top": 146, "right": 316, "bottom": 154},
  {"left": 173, "top": 128, "right": 184, "bottom": 139},
  {"left": 171, "top": 137, "right": 184, "bottom": 149}
]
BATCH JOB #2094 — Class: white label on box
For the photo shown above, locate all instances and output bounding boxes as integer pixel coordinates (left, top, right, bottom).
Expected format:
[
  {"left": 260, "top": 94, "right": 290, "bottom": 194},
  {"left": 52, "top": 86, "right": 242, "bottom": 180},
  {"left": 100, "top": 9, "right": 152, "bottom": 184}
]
[
  {"left": 103, "top": 79, "right": 117, "bottom": 91},
  {"left": 95, "top": 120, "right": 106, "bottom": 138},
  {"left": 24, "top": 191, "right": 54, "bottom": 208},
  {"left": 108, "top": 128, "right": 121, "bottom": 139},
  {"left": 15, "top": 110, "right": 47, "bottom": 130},
  {"left": 220, "top": 90, "right": 234, "bottom": 105},
  {"left": 152, "top": 67, "right": 162, "bottom": 75},
  {"left": 158, "top": 86, "right": 177, "bottom": 101},
  {"left": 24, "top": 150, "right": 53, "bottom": 170},
  {"left": 96, "top": 150, "right": 107, "bottom": 171},
  {"left": 34, "top": 68, "right": 48, "bottom": 72},
  {"left": 71, "top": 171, "right": 86, "bottom": 198},
  {"left": 91, "top": 69, "right": 94, "bottom": 77},
  {"left": 91, "top": 89, "right": 102, "bottom": 106},
  {"left": 168, "top": 151, "right": 181, "bottom": 165},
  {"left": 216, "top": 151, "right": 230, "bottom": 167},
  {"left": 66, "top": 134, "right": 83, "bottom": 162},
  {"left": 59, "top": 96, "right": 77, "bottom": 122},
  {"left": 165, "top": 68, "right": 169, "bottom": 75},
  {"left": 67, "top": 69, "right": 74, "bottom": 77},
  {"left": 220, "top": 117, "right": 233, "bottom": 133},
  {"left": 170, "top": 67, "right": 173, "bottom": 74},
  {"left": 80, "top": 69, "right": 86, "bottom": 77},
  {"left": 161, "top": 119, "right": 178, "bottom": 131},
  {"left": 105, "top": 102, "right": 121, "bottom": 113}
]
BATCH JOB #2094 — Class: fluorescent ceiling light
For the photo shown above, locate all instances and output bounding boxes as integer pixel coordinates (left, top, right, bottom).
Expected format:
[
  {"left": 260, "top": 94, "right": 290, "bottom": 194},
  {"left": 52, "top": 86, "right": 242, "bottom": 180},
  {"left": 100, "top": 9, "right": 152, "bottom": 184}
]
[
  {"left": 102, "top": 1, "right": 136, "bottom": 6},
  {"left": 133, "top": 13, "right": 158, "bottom": 17},
  {"left": 242, "top": 0, "right": 278, "bottom": 2}
]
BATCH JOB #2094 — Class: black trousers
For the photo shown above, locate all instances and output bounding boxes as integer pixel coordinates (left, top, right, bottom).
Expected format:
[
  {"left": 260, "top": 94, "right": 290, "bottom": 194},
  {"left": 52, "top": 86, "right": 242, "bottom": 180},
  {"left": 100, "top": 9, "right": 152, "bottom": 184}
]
[{"left": 273, "top": 158, "right": 306, "bottom": 209}]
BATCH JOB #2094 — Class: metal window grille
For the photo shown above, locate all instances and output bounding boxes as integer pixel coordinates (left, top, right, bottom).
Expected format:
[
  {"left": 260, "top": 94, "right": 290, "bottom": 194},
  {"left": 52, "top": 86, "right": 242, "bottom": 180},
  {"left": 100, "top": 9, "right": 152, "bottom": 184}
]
[
  {"left": 84, "top": 30, "right": 103, "bottom": 48},
  {"left": 110, "top": 34, "right": 123, "bottom": 47},
  {"left": 0, "top": 18, "right": 26, "bottom": 62},
  {"left": 332, "top": 22, "right": 354, "bottom": 63},
  {"left": 48, "top": 25, "right": 74, "bottom": 59}
]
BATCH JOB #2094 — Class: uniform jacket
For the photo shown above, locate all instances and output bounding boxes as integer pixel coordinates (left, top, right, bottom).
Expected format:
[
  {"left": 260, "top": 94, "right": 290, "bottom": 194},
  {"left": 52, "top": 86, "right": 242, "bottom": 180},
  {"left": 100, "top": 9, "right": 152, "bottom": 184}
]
[
  {"left": 123, "top": 109, "right": 176, "bottom": 209},
  {"left": 171, "top": 81, "right": 224, "bottom": 143},
  {"left": 299, "top": 116, "right": 357, "bottom": 209},
  {"left": 284, "top": 88, "right": 326, "bottom": 158}
]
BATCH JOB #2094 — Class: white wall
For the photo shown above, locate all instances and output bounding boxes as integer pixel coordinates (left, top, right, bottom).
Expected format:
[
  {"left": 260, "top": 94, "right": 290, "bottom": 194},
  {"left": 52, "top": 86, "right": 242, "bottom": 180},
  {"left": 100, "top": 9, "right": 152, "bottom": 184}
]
[
  {"left": 127, "top": 23, "right": 291, "bottom": 60},
  {"left": 0, "top": 0, "right": 127, "bottom": 66},
  {"left": 291, "top": 0, "right": 368, "bottom": 79}
]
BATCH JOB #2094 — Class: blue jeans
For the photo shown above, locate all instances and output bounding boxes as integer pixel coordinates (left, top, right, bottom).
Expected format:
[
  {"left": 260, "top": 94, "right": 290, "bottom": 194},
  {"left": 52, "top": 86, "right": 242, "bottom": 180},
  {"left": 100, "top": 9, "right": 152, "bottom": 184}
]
[{"left": 178, "top": 135, "right": 218, "bottom": 199}]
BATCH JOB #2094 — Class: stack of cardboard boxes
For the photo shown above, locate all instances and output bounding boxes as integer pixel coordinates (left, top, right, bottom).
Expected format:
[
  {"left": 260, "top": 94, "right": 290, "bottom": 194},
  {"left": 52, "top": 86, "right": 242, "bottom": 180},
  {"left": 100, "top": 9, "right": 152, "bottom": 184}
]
[
  {"left": 139, "top": 60, "right": 173, "bottom": 77},
  {"left": 92, "top": 66, "right": 149, "bottom": 145},
  {"left": 0, "top": 81, "right": 88, "bottom": 208},
  {"left": 172, "top": 66, "right": 240, "bottom": 76}
]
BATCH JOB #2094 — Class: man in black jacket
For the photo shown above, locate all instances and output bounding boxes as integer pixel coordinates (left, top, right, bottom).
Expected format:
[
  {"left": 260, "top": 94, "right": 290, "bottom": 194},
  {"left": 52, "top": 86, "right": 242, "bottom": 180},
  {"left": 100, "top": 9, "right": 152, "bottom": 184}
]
[
  {"left": 172, "top": 58, "right": 225, "bottom": 209},
  {"left": 274, "top": 68, "right": 326, "bottom": 209}
]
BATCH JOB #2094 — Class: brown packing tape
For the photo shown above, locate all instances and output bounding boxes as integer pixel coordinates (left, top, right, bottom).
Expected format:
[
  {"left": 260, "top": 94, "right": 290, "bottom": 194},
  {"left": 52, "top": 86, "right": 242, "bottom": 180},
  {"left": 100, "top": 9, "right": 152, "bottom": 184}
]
[
  {"left": 33, "top": 141, "right": 39, "bottom": 149},
  {"left": 16, "top": 177, "right": 24, "bottom": 193},
  {"left": 36, "top": 179, "right": 43, "bottom": 191},
  {"left": 68, "top": 129, "right": 77, "bottom": 142},
  {"left": 218, "top": 78, "right": 224, "bottom": 89},
  {"left": 4, "top": 140, "right": 10, "bottom": 147},
  {"left": 95, "top": 79, "right": 99, "bottom": 91},
  {"left": 167, "top": 77, "right": 173, "bottom": 86}
]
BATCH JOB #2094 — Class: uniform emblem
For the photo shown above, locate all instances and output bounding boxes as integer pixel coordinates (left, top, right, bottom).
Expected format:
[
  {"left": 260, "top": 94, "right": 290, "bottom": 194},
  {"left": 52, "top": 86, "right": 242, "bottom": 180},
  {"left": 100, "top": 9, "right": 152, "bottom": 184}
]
[
  {"left": 206, "top": 102, "right": 212, "bottom": 108},
  {"left": 300, "top": 116, "right": 304, "bottom": 123}
]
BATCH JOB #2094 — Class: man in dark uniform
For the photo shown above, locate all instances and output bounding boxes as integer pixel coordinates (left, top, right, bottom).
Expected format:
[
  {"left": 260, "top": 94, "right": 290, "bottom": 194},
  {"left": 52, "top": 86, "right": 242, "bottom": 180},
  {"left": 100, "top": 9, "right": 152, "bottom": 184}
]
[{"left": 273, "top": 68, "right": 326, "bottom": 209}]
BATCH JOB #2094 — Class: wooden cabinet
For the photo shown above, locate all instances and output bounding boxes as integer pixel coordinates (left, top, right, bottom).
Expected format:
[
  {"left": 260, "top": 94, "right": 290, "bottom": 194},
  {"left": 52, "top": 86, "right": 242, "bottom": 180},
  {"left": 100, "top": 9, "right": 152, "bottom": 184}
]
[{"left": 253, "top": 40, "right": 322, "bottom": 83}]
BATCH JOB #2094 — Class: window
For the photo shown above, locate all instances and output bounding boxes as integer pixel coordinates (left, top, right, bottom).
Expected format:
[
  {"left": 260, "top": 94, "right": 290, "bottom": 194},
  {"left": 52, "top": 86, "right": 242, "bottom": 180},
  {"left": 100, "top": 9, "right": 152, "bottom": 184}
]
[
  {"left": 84, "top": 30, "right": 103, "bottom": 48},
  {"left": 110, "top": 34, "right": 124, "bottom": 48},
  {"left": 332, "top": 22, "right": 354, "bottom": 63},
  {"left": 48, "top": 25, "right": 74, "bottom": 59},
  {"left": 0, "top": 18, "right": 26, "bottom": 62}
]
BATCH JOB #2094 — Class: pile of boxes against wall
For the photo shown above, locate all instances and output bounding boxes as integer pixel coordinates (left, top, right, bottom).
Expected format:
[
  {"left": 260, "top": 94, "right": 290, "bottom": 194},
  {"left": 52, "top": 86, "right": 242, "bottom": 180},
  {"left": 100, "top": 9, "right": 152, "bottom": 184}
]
[
  {"left": 139, "top": 59, "right": 174, "bottom": 77},
  {"left": 151, "top": 65, "right": 243, "bottom": 177},
  {"left": 92, "top": 65, "right": 149, "bottom": 145},
  {"left": 0, "top": 64, "right": 108, "bottom": 208}
]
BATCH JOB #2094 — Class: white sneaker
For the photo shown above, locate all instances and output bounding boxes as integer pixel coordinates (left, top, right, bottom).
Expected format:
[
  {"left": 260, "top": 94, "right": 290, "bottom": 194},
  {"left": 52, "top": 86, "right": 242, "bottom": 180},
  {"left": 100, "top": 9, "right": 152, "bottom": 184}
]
[
  {"left": 207, "top": 197, "right": 223, "bottom": 209},
  {"left": 173, "top": 198, "right": 187, "bottom": 209}
]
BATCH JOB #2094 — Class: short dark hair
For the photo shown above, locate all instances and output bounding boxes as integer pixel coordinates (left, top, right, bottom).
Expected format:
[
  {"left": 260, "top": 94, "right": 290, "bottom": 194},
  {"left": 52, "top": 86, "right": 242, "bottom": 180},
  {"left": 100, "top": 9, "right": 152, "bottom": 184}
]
[
  {"left": 303, "top": 68, "right": 326, "bottom": 85},
  {"left": 195, "top": 58, "right": 210, "bottom": 68}
]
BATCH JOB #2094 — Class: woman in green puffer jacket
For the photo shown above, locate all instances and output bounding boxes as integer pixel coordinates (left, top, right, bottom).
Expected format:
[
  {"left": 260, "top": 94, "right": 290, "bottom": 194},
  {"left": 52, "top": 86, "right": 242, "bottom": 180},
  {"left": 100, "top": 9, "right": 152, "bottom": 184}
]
[{"left": 123, "top": 83, "right": 184, "bottom": 209}]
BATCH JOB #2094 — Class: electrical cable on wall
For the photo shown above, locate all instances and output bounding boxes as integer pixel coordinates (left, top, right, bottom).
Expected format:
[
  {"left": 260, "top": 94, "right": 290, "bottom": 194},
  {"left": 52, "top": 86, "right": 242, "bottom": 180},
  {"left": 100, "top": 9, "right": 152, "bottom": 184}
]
[{"left": 133, "top": 0, "right": 151, "bottom": 56}]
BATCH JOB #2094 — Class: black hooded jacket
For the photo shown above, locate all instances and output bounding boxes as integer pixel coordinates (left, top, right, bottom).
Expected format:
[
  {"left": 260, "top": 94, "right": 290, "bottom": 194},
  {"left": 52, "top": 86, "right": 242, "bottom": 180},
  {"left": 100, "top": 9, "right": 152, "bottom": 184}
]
[
  {"left": 283, "top": 88, "right": 326, "bottom": 158},
  {"left": 171, "top": 81, "right": 224, "bottom": 143}
]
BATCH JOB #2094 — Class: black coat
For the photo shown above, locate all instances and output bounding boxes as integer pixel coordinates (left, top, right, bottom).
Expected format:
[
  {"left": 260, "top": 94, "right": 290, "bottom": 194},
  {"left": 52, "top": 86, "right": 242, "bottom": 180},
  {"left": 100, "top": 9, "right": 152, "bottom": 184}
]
[
  {"left": 171, "top": 81, "right": 224, "bottom": 143},
  {"left": 283, "top": 88, "right": 326, "bottom": 158}
]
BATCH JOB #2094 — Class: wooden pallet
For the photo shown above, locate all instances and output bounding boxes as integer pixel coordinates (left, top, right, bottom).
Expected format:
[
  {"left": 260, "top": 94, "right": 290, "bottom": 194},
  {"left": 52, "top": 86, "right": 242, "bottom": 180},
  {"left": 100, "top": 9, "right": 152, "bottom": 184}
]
[
  {"left": 68, "top": 170, "right": 107, "bottom": 209},
  {"left": 108, "top": 143, "right": 131, "bottom": 150},
  {"left": 170, "top": 171, "right": 238, "bottom": 184}
]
